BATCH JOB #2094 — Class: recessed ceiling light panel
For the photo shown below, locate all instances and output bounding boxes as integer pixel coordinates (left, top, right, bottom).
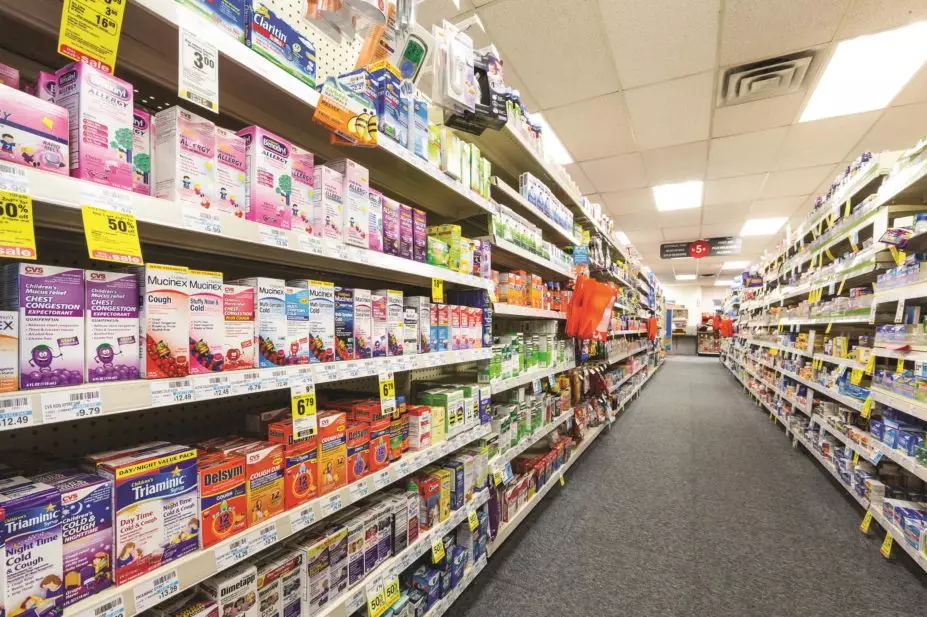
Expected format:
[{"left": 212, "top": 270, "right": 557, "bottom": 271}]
[
  {"left": 653, "top": 181, "right": 703, "bottom": 212},
  {"left": 741, "top": 217, "right": 787, "bottom": 236}
]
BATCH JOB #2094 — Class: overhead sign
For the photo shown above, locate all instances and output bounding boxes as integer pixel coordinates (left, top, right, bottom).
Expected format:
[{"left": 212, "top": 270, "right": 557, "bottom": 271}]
[{"left": 660, "top": 237, "right": 742, "bottom": 259}]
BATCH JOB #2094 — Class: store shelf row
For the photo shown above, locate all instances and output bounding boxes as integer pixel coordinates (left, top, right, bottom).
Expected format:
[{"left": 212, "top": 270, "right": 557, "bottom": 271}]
[
  {"left": 65, "top": 422, "right": 492, "bottom": 617},
  {"left": 607, "top": 344, "right": 650, "bottom": 365},
  {"left": 745, "top": 314, "right": 871, "bottom": 328},
  {"left": 869, "top": 387, "right": 927, "bottom": 423},
  {"left": 492, "top": 304, "right": 567, "bottom": 320},
  {"left": 779, "top": 367, "right": 866, "bottom": 412},
  {"left": 489, "top": 360, "right": 576, "bottom": 395},
  {"left": 869, "top": 508, "right": 927, "bottom": 572},
  {"left": 728, "top": 354, "right": 819, "bottom": 416},
  {"left": 417, "top": 554, "right": 489, "bottom": 617},
  {"left": 874, "top": 278, "right": 927, "bottom": 304},
  {"left": 609, "top": 362, "right": 647, "bottom": 393},
  {"left": 791, "top": 430, "right": 872, "bottom": 510},
  {"left": 613, "top": 361, "right": 662, "bottom": 414},
  {"left": 489, "top": 177, "right": 580, "bottom": 246},
  {"left": 872, "top": 345, "right": 927, "bottom": 360},
  {"left": 812, "top": 353, "right": 867, "bottom": 372},
  {"left": 739, "top": 338, "right": 814, "bottom": 358},
  {"left": 489, "top": 409, "right": 575, "bottom": 473},
  {"left": 612, "top": 328, "right": 648, "bottom": 336},
  {"left": 812, "top": 414, "right": 881, "bottom": 465},
  {"left": 479, "top": 234, "right": 574, "bottom": 280}
]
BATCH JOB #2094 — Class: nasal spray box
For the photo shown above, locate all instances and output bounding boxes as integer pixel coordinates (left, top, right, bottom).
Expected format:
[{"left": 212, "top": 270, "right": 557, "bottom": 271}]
[
  {"left": 312, "top": 165, "right": 344, "bottom": 241},
  {"left": 201, "top": 563, "right": 259, "bottom": 617},
  {"left": 85, "top": 270, "right": 139, "bottom": 383},
  {"left": 287, "top": 279, "right": 334, "bottom": 364},
  {"left": 132, "top": 108, "right": 153, "bottom": 195},
  {"left": 325, "top": 159, "right": 369, "bottom": 249},
  {"left": 4, "top": 264, "right": 85, "bottom": 389},
  {"left": 133, "top": 264, "right": 190, "bottom": 379},
  {"left": 237, "top": 126, "right": 293, "bottom": 230},
  {"left": 215, "top": 126, "right": 247, "bottom": 217},
  {"left": 189, "top": 270, "right": 225, "bottom": 374},
  {"left": 290, "top": 145, "right": 315, "bottom": 234},
  {"left": 154, "top": 106, "right": 217, "bottom": 209},
  {"left": 224, "top": 284, "right": 256, "bottom": 371},
  {"left": 373, "top": 289, "right": 403, "bottom": 356},
  {"left": 230, "top": 278, "right": 286, "bottom": 368}
]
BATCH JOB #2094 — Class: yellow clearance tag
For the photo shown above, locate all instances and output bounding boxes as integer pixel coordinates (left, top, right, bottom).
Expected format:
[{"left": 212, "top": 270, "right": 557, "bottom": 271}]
[
  {"left": 467, "top": 511, "right": 479, "bottom": 532},
  {"left": 837, "top": 277, "right": 846, "bottom": 296},
  {"left": 81, "top": 206, "right": 143, "bottom": 264},
  {"left": 844, "top": 199, "right": 851, "bottom": 217},
  {"left": 488, "top": 284, "right": 497, "bottom": 304},
  {"left": 850, "top": 368, "right": 863, "bottom": 386},
  {"left": 0, "top": 191, "right": 37, "bottom": 260},
  {"left": 865, "top": 354, "right": 876, "bottom": 375},
  {"left": 890, "top": 246, "right": 905, "bottom": 266},
  {"left": 825, "top": 322, "right": 833, "bottom": 334},
  {"left": 559, "top": 475, "right": 565, "bottom": 487},
  {"left": 431, "top": 537, "right": 445, "bottom": 563},
  {"left": 492, "top": 470, "right": 503, "bottom": 486},
  {"left": 367, "top": 577, "right": 399, "bottom": 617},
  {"left": 431, "top": 278, "right": 444, "bottom": 303},
  {"left": 852, "top": 452, "right": 860, "bottom": 466},
  {"left": 880, "top": 532, "right": 893, "bottom": 558},
  {"left": 861, "top": 396, "right": 873, "bottom": 419},
  {"left": 824, "top": 248, "right": 835, "bottom": 261},
  {"left": 860, "top": 511, "right": 873, "bottom": 533},
  {"left": 897, "top": 358, "right": 905, "bottom": 374},
  {"left": 58, "top": 0, "right": 125, "bottom": 74}
]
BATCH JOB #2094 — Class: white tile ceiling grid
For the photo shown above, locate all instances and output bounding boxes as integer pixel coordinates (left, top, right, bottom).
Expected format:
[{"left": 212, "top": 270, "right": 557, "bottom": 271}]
[{"left": 417, "top": 0, "right": 927, "bottom": 283}]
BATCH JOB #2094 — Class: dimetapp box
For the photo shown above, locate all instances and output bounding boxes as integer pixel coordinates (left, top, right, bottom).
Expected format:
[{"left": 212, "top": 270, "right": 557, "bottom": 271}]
[
  {"left": 323, "top": 523, "right": 348, "bottom": 595},
  {"left": 134, "top": 264, "right": 190, "bottom": 379},
  {"left": 233, "top": 441, "right": 285, "bottom": 526},
  {"left": 5, "top": 264, "right": 85, "bottom": 389},
  {"left": 326, "top": 159, "right": 369, "bottom": 249},
  {"left": 374, "top": 289, "right": 403, "bottom": 356},
  {"left": 333, "top": 287, "right": 354, "bottom": 362},
  {"left": 353, "top": 288, "right": 372, "bottom": 360},
  {"left": 198, "top": 453, "right": 248, "bottom": 549},
  {"left": 368, "top": 189, "right": 383, "bottom": 253},
  {"left": 0, "top": 84, "right": 69, "bottom": 176},
  {"left": 55, "top": 62, "right": 133, "bottom": 189},
  {"left": 237, "top": 126, "right": 292, "bottom": 230},
  {"left": 0, "top": 310, "right": 17, "bottom": 392},
  {"left": 189, "top": 270, "right": 225, "bottom": 375},
  {"left": 318, "top": 411, "right": 347, "bottom": 496},
  {"left": 290, "top": 145, "right": 314, "bottom": 234},
  {"left": 293, "top": 534, "right": 328, "bottom": 616},
  {"left": 32, "top": 470, "right": 113, "bottom": 607},
  {"left": 85, "top": 270, "right": 139, "bottom": 383},
  {"left": 201, "top": 563, "right": 259, "bottom": 617},
  {"left": 215, "top": 126, "right": 247, "bottom": 217},
  {"left": 154, "top": 106, "right": 216, "bottom": 209},
  {"left": 285, "top": 286, "right": 311, "bottom": 365},
  {"left": 223, "top": 284, "right": 256, "bottom": 371},
  {"left": 95, "top": 444, "right": 199, "bottom": 584},
  {"left": 312, "top": 165, "right": 343, "bottom": 241},
  {"left": 230, "top": 278, "right": 286, "bottom": 368},
  {"left": 132, "top": 108, "right": 153, "bottom": 195}
]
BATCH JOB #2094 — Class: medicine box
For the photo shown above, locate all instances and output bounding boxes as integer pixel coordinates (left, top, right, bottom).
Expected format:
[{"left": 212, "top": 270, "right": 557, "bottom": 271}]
[
  {"left": 197, "top": 452, "right": 248, "bottom": 548},
  {"left": 334, "top": 287, "right": 354, "bottom": 362},
  {"left": 353, "top": 288, "right": 372, "bottom": 360},
  {"left": 131, "top": 108, "right": 152, "bottom": 195},
  {"left": 201, "top": 563, "right": 259, "bottom": 617},
  {"left": 215, "top": 126, "right": 247, "bottom": 217},
  {"left": 237, "top": 126, "right": 293, "bottom": 230},
  {"left": 0, "top": 83, "right": 69, "bottom": 176},
  {"left": 154, "top": 106, "right": 217, "bottom": 210},
  {"left": 326, "top": 159, "right": 369, "bottom": 249},
  {"left": 224, "top": 284, "right": 256, "bottom": 371},
  {"left": 318, "top": 411, "right": 347, "bottom": 496},
  {"left": 373, "top": 289, "right": 404, "bottom": 356},
  {"left": 189, "top": 270, "right": 225, "bottom": 374},
  {"left": 233, "top": 441, "right": 285, "bottom": 526},
  {"left": 312, "top": 165, "right": 344, "bottom": 241},
  {"left": 230, "top": 278, "right": 286, "bottom": 368},
  {"left": 288, "top": 279, "right": 334, "bottom": 364},
  {"left": 85, "top": 270, "right": 139, "bottom": 384}
]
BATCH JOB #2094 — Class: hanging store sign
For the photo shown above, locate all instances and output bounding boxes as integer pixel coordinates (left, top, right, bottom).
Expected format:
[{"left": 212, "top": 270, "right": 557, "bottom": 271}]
[{"left": 660, "top": 237, "right": 742, "bottom": 259}]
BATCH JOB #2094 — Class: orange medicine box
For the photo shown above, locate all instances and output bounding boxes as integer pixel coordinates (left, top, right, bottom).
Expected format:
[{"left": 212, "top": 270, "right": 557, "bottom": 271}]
[
  {"left": 267, "top": 419, "right": 318, "bottom": 509},
  {"left": 368, "top": 418, "right": 391, "bottom": 472},
  {"left": 318, "top": 411, "right": 347, "bottom": 496},
  {"left": 346, "top": 422, "right": 370, "bottom": 483},
  {"left": 199, "top": 453, "right": 248, "bottom": 548},
  {"left": 233, "top": 441, "right": 285, "bottom": 526}
]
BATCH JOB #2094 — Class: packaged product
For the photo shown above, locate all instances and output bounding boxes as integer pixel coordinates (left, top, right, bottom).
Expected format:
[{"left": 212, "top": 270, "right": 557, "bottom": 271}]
[
  {"left": 154, "top": 106, "right": 216, "bottom": 209},
  {"left": 85, "top": 270, "right": 139, "bottom": 383}
]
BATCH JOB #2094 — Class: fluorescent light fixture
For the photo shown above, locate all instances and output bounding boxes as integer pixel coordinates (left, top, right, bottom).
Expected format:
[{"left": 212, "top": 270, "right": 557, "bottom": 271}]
[
  {"left": 714, "top": 279, "right": 732, "bottom": 287},
  {"left": 721, "top": 260, "right": 750, "bottom": 271},
  {"left": 740, "top": 217, "right": 787, "bottom": 236},
  {"left": 801, "top": 22, "right": 927, "bottom": 122},
  {"left": 675, "top": 274, "right": 696, "bottom": 281},
  {"left": 615, "top": 232, "right": 630, "bottom": 245},
  {"left": 652, "top": 181, "right": 703, "bottom": 212},
  {"left": 530, "top": 113, "right": 573, "bottom": 165}
]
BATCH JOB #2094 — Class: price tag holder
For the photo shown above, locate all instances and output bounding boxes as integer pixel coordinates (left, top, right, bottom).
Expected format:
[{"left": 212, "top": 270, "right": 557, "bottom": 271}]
[
  {"left": 532, "top": 378, "right": 542, "bottom": 395},
  {"left": 133, "top": 569, "right": 180, "bottom": 613},
  {"left": 248, "top": 523, "right": 278, "bottom": 553},
  {"left": 75, "top": 596, "right": 124, "bottom": 617},
  {"left": 432, "top": 278, "right": 444, "bottom": 303},
  {"left": 348, "top": 481, "right": 369, "bottom": 503},
  {"left": 850, "top": 368, "right": 863, "bottom": 386},
  {"left": 897, "top": 358, "right": 905, "bottom": 374},
  {"left": 0, "top": 394, "right": 32, "bottom": 429},
  {"left": 0, "top": 191, "right": 37, "bottom": 259},
  {"left": 182, "top": 207, "right": 222, "bottom": 235},
  {"left": 895, "top": 299, "right": 905, "bottom": 324},
  {"left": 178, "top": 26, "right": 219, "bottom": 113},
  {"left": 215, "top": 535, "right": 251, "bottom": 570},
  {"left": 378, "top": 370, "right": 396, "bottom": 416},
  {"left": 194, "top": 374, "right": 231, "bottom": 401},
  {"left": 431, "top": 537, "right": 446, "bottom": 563},
  {"left": 298, "top": 233, "right": 325, "bottom": 255},
  {"left": 859, "top": 511, "right": 873, "bottom": 534},
  {"left": 80, "top": 184, "right": 133, "bottom": 214},
  {"left": 41, "top": 388, "right": 102, "bottom": 424},
  {"left": 321, "top": 492, "right": 343, "bottom": 517},
  {"left": 371, "top": 469, "right": 391, "bottom": 491},
  {"left": 82, "top": 206, "right": 143, "bottom": 264},
  {"left": 150, "top": 378, "right": 194, "bottom": 407},
  {"left": 58, "top": 0, "right": 125, "bottom": 73},
  {"left": 229, "top": 370, "right": 263, "bottom": 396},
  {"left": 467, "top": 510, "right": 479, "bottom": 531},
  {"left": 290, "top": 378, "right": 318, "bottom": 441},
  {"left": 260, "top": 226, "right": 289, "bottom": 249}
]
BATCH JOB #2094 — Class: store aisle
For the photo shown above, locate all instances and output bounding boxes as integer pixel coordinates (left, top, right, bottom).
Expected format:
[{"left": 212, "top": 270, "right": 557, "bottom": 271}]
[{"left": 447, "top": 357, "right": 927, "bottom": 617}]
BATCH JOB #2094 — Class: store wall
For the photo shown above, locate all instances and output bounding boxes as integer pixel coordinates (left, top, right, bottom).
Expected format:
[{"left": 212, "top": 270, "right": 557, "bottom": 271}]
[{"left": 663, "top": 285, "right": 728, "bottom": 333}]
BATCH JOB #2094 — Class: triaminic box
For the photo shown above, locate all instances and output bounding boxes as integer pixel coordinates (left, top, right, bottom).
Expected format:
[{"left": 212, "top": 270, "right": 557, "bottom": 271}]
[{"left": 85, "top": 270, "right": 139, "bottom": 383}]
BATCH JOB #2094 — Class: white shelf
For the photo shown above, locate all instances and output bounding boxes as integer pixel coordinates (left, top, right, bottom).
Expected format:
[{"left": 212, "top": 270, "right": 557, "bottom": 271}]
[
  {"left": 0, "top": 348, "right": 491, "bottom": 431},
  {"left": 779, "top": 368, "right": 866, "bottom": 412},
  {"left": 490, "top": 178, "right": 580, "bottom": 246},
  {"left": 609, "top": 362, "right": 647, "bottom": 393},
  {"left": 869, "top": 387, "right": 927, "bottom": 422},
  {"left": 869, "top": 508, "right": 927, "bottom": 573},
  {"left": 812, "top": 415, "right": 880, "bottom": 464},
  {"left": 490, "top": 409, "right": 574, "bottom": 472},
  {"left": 874, "top": 278, "right": 927, "bottom": 304},
  {"left": 792, "top": 431, "right": 872, "bottom": 510},
  {"left": 420, "top": 554, "right": 489, "bottom": 617},
  {"left": 606, "top": 345, "right": 649, "bottom": 365},
  {"left": 480, "top": 234, "right": 575, "bottom": 280},
  {"left": 741, "top": 339, "right": 814, "bottom": 358},
  {"left": 64, "top": 422, "right": 492, "bottom": 617},
  {"left": 493, "top": 304, "right": 567, "bottom": 320},
  {"left": 613, "top": 361, "right": 661, "bottom": 413},
  {"left": 812, "top": 353, "right": 866, "bottom": 372},
  {"left": 490, "top": 360, "right": 576, "bottom": 395}
]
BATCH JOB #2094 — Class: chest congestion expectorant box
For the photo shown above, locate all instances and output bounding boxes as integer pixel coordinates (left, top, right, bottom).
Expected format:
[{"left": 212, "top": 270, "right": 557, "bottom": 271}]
[
  {"left": 223, "top": 284, "right": 256, "bottom": 371},
  {"left": 134, "top": 264, "right": 190, "bottom": 379},
  {"left": 237, "top": 126, "right": 292, "bottom": 230},
  {"left": 230, "top": 278, "right": 286, "bottom": 368},
  {"left": 188, "top": 270, "right": 225, "bottom": 374},
  {"left": 154, "top": 106, "right": 217, "bottom": 210},
  {"left": 85, "top": 270, "right": 139, "bottom": 384},
  {"left": 131, "top": 108, "right": 152, "bottom": 195},
  {"left": 290, "top": 145, "right": 314, "bottom": 234},
  {"left": 333, "top": 287, "right": 354, "bottom": 362},
  {"left": 4, "top": 264, "right": 85, "bottom": 390},
  {"left": 215, "top": 127, "right": 247, "bottom": 218},
  {"left": 55, "top": 62, "right": 134, "bottom": 189}
]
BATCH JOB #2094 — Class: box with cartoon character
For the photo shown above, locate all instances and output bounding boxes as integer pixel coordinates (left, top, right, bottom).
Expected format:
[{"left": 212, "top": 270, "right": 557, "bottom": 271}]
[
  {"left": 154, "top": 107, "right": 216, "bottom": 210},
  {"left": 0, "top": 84, "right": 69, "bottom": 175}
]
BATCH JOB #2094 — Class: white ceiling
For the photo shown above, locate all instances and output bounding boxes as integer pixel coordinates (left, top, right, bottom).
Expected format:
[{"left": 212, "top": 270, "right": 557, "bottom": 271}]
[{"left": 417, "top": 0, "right": 927, "bottom": 284}]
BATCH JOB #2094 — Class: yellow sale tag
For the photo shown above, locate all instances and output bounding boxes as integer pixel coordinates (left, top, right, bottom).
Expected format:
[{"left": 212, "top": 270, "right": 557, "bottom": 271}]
[
  {"left": 559, "top": 475, "right": 565, "bottom": 487},
  {"left": 880, "top": 532, "right": 893, "bottom": 558},
  {"left": 58, "top": 0, "right": 125, "bottom": 74},
  {"left": 291, "top": 385, "right": 318, "bottom": 437},
  {"left": 367, "top": 578, "right": 399, "bottom": 617},
  {"left": 467, "top": 511, "right": 479, "bottom": 531},
  {"left": 850, "top": 368, "right": 863, "bottom": 386},
  {"left": 492, "top": 470, "right": 503, "bottom": 486},
  {"left": 865, "top": 354, "right": 876, "bottom": 375},
  {"left": 852, "top": 452, "right": 860, "bottom": 466},
  {"left": 825, "top": 322, "right": 832, "bottom": 334},
  {"left": 431, "top": 537, "right": 445, "bottom": 563},
  {"left": 897, "top": 358, "right": 905, "bottom": 374},
  {"left": 860, "top": 511, "right": 873, "bottom": 533},
  {"left": 431, "top": 278, "right": 444, "bottom": 303},
  {"left": 0, "top": 191, "right": 37, "bottom": 260},
  {"left": 81, "top": 206, "right": 143, "bottom": 264},
  {"left": 488, "top": 285, "right": 497, "bottom": 304},
  {"left": 837, "top": 277, "right": 846, "bottom": 296},
  {"left": 861, "top": 396, "right": 873, "bottom": 419},
  {"left": 824, "top": 248, "right": 834, "bottom": 261},
  {"left": 890, "top": 246, "right": 905, "bottom": 266},
  {"left": 844, "top": 199, "right": 851, "bottom": 217}
]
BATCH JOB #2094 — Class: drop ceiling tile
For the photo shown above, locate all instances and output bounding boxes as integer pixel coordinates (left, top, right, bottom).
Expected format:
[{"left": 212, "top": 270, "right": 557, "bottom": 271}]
[
  {"left": 662, "top": 225, "right": 702, "bottom": 241},
  {"left": 700, "top": 222, "right": 744, "bottom": 237},
  {"left": 707, "top": 127, "right": 788, "bottom": 179},
  {"left": 702, "top": 203, "right": 751, "bottom": 225},
  {"left": 711, "top": 92, "right": 806, "bottom": 138},
  {"left": 612, "top": 213, "right": 654, "bottom": 231},
  {"left": 624, "top": 73, "right": 714, "bottom": 149},
  {"left": 414, "top": 0, "right": 473, "bottom": 30},
  {"left": 565, "top": 163, "right": 596, "bottom": 195},
  {"left": 479, "top": 0, "right": 620, "bottom": 109},
  {"left": 773, "top": 112, "right": 880, "bottom": 170},
  {"left": 758, "top": 165, "right": 836, "bottom": 198},
  {"left": 543, "top": 93, "right": 637, "bottom": 161},
  {"left": 625, "top": 230, "right": 664, "bottom": 246},
  {"left": 579, "top": 153, "right": 649, "bottom": 192},
  {"left": 602, "top": 189, "right": 656, "bottom": 215},
  {"left": 599, "top": 0, "right": 720, "bottom": 89},
  {"left": 720, "top": 0, "right": 850, "bottom": 65},
  {"left": 894, "top": 65, "right": 927, "bottom": 106},
  {"left": 659, "top": 209, "right": 701, "bottom": 227},
  {"left": 855, "top": 102, "right": 927, "bottom": 153},
  {"left": 501, "top": 62, "right": 540, "bottom": 113},
  {"left": 750, "top": 196, "right": 806, "bottom": 217},
  {"left": 703, "top": 174, "right": 767, "bottom": 205},
  {"left": 641, "top": 141, "right": 710, "bottom": 184},
  {"left": 836, "top": 0, "right": 927, "bottom": 39}
]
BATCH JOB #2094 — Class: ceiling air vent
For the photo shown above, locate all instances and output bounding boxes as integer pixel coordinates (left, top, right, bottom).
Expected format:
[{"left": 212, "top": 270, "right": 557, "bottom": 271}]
[{"left": 718, "top": 49, "right": 819, "bottom": 107}]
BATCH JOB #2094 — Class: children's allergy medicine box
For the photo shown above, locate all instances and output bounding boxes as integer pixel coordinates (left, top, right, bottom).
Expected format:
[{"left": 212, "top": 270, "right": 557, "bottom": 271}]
[
  {"left": 32, "top": 471, "right": 113, "bottom": 607},
  {"left": 55, "top": 63, "right": 133, "bottom": 189},
  {"left": 290, "top": 145, "right": 315, "bottom": 234},
  {"left": 247, "top": 3, "right": 317, "bottom": 87},
  {"left": 94, "top": 444, "right": 199, "bottom": 585},
  {"left": 201, "top": 563, "right": 259, "bottom": 617},
  {"left": 326, "top": 159, "right": 369, "bottom": 249},
  {"left": 134, "top": 264, "right": 190, "bottom": 379},
  {"left": 334, "top": 287, "right": 354, "bottom": 362},
  {"left": 374, "top": 289, "right": 404, "bottom": 356},
  {"left": 237, "top": 126, "right": 293, "bottom": 230},
  {"left": 154, "top": 106, "right": 217, "bottom": 209},
  {"left": 132, "top": 108, "right": 153, "bottom": 195},
  {"left": 230, "top": 278, "right": 286, "bottom": 368},
  {"left": 312, "top": 165, "right": 344, "bottom": 241},
  {"left": 223, "top": 284, "right": 256, "bottom": 371},
  {"left": 85, "top": 270, "right": 139, "bottom": 383},
  {"left": 0, "top": 310, "right": 17, "bottom": 392},
  {"left": 215, "top": 126, "right": 247, "bottom": 217},
  {"left": 4, "top": 264, "right": 85, "bottom": 389},
  {"left": 189, "top": 270, "right": 225, "bottom": 374},
  {"left": 0, "top": 84, "right": 69, "bottom": 175},
  {"left": 353, "top": 288, "right": 372, "bottom": 360}
]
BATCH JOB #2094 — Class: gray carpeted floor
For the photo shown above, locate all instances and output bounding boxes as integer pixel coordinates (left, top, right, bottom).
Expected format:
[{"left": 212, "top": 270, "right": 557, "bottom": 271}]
[{"left": 446, "top": 357, "right": 927, "bottom": 617}]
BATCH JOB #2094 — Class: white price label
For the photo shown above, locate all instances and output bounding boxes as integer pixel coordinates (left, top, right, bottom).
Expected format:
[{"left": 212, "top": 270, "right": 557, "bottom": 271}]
[
  {"left": 150, "top": 378, "right": 194, "bottom": 407},
  {"left": 182, "top": 207, "right": 222, "bottom": 235},
  {"left": 298, "top": 233, "right": 325, "bottom": 255},
  {"left": 214, "top": 535, "right": 251, "bottom": 570},
  {"left": 869, "top": 300, "right": 879, "bottom": 325},
  {"left": 229, "top": 371, "right": 262, "bottom": 396},
  {"left": 248, "top": 523, "right": 278, "bottom": 553},
  {"left": 341, "top": 362, "right": 362, "bottom": 380},
  {"left": 133, "top": 570, "right": 180, "bottom": 613},
  {"left": 41, "top": 388, "right": 102, "bottom": 424},
  {"left": 260, "top": 226, "right": 289, "bottom": 249},
  {"left": 0, "top": 163, "right": 28, "bottom": 194},
  {"left": 321, "top": 493, "right": 343, "bottom": 517},
  {"left": 348, "top": 481, "right": 369, "bottom": 503},
  {"left": 895, "top": 299, "right": 905, "bottom": 324},
  {"left": 0, "top": 395, "right": 32, "bottom": 429},
  {"left": 178, "top": 27, "right": 219, "bottom": 113},
  {"left": 326, "top": 239, "right": 347, "bottom": 260},
  {"left": 289, "top": 506, "right": 316, "bottom": 534},
  {"left": 371, "top": 469, "right": 392, "bottom": 490},
  {"left": 394, "top": 460, "right": 413, "bottom": 478},
  {"left": 317, "top": 364, "right": 339, "bottom": 383},
  {"left": 77, "top": 596, "right": 124, "bottom": 617},
  {"left": 80, "top": 184, "right": 133, "bottom": 214},
  {"left": 194, "top": 373, "right": 231, "bottom": 400},
  {"left": 345, "top": 590, "right": 366, "bottom": 614},
  {"left": 263, "top": 368, "right": 289, "bottom": 391}
]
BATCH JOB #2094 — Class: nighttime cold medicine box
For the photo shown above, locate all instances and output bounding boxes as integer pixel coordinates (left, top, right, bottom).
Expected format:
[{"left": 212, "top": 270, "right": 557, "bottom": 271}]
[{"left": 85, "top": 270, "right": 139, "bottom": 384}]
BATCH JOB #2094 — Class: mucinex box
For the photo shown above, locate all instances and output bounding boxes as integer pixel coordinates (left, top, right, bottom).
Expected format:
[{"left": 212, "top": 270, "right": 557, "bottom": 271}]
[
  {"left": 224, "top": 284, "right": 256, "bottom": 370},
  {"left": 287, "top": 279, "right": 333, "bottom": 364},
  {"left": 285, "top": 286, "right": 310, "bottom": 365},
  {"left": 373, "top": 289, "right": 403, "bottom": 356},
  {"left": 189, "top": 270, "right": 225, "bottom": 374},
  {"left": 230, "top": 278, "right": 286, "bottom": 368},
  {"left": 134, "top": 264, "right": 190, "bottom": 379}
]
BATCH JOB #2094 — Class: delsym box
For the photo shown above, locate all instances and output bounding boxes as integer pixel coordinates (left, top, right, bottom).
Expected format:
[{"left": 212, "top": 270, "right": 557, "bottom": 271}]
[
  {"left": 237, "top": 126, "right": 293, "bottom": 230},
  {"left": 285, "top": 286, "right": 310, "bottom": 365},
  {"left": 230, "top": 278, "right": 286, "bottom": 368},
  {"left": 374, "top": 289, "right": 403, "bottom": 356},
  {"left": 95, "top": 444, "right": 199, "bottom": 585},
  {"left": 247, "top": 3, "right": 317, "bottom": 87},
  {"left": 223, "top": 284, "right": 256, "bottom": 371},
  {"left": 197, "top": 453, "right": 247, "bottom": 548},
  {"left": 154, "top": 106, "right": 217, "bottom": 209},
  {"left": 326, "top": 159, "right": 369, "bottom": 249},
  {"left": 0, "top": 84, "right": 69, "bottom": 175},
  {"left": 134, "top": 264, "right": 190, "bottom": 379},
  {"left": 215, "top": 127, "right": 247, "bottom": 217},
  {"left": 353, "top": 288, "right": 372, "bottom": 360},
  {"left": 0, "top": 482, "right": 63, "bottom": 617},
  {"left": 178, "top": 0, "right": 249, "bottom": 43},
  {"left": 312, "top": 165, "right": 343, "bottom": 241},
  {"left": 85, "top": 270, "right": 139, "bottom": 383},
  {"left": 189, "top": 270, "right": 225, "bottom": 374},
  {"left": 333, "top": 287, "right": 354, "bottom": 362},
  {"left": 131, "top": 108, "right": 152, "bottom": 195},
  {"left": 368, "top": 189, "right": 383, "bottom": 253},
  {"left": 31, "top": 471, "right": 113, "bottom": 607},
  {"left": 55, "top": 62, "right": 133, "bottom": 189},
  {"left": 290, "top": 145, "right": 314, "bottom": 234},
  {"left": 4, "top": 264, "right": 84, "bottom": 389}
]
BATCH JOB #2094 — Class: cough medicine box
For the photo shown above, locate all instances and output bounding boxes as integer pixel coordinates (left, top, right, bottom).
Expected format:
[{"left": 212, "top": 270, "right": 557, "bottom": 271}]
[
  {"left": 56, "top": 63, "right": 133, "bottom": 189},
  {"left": 230, "top": 278, "right": 286, "bottom": 368},
  {"left": 285, "top": 286, "right": 311, "bottom": 365},
  {"left": 198, "top": 453, "right": 247, "bottom": 548},
  {"left": 404, "top": 297, "right": 430, "bottom": 354},
  {"left": 223, "top": 284, "right": 256, "bottom": 371},
  {"left": 132, "top": 108, "right": 153, "bottom": 195},
  {"left": 287, "top": 279, "right": 334, "bottom": 364},
  {"left": 290, "top": 145, "right": 315, "bottom": 234},
  {"left": 95, "top": 444, "right": 199, "bottom": 584},
  {"left": 237, "top": 126, "right": 293, "bottom": 230},
  {"left": 0, "top": 310, "right": 17, "bottom": 392},
  {"left": 371, "top": 294, "right": 388, "bottom": 358},
  {"left": 346, "top": 423, "right": 369, "bottom": 482},
  {"left": 5, "top": 264, "right": 85, "bottom": 389},
  {"left": 353, "top": 288, "right": 372, "bottom": 360},
  {"left": 374, "top": 289, "right": 404, "bottom": 356},
  {"left": 179, "top": 0, "right": 249, "bottom": 42},
  {"left": 189, "top": 270, "right": 225, "bottom": 375},
  {"left": 326, "top": 159, "right": 369, "bottom": 249},
  {"left": 134, "top": 264, "right": 190, "bottom": 379},
  {"left": 312, "top": 165, "right": 344, "bottom": 241},
  {"left": 201, "top": 563, "right": 259, "bottom": 617},
  {"left": 333, "top": 287, "right": 354, "bottom": 362},
  {"left": 233, "top": 441, "right": 285, "bottom": 526},
  {"left": 154, "top": 106, "right": 217, "bottom": 209},
  {"left": 0, "top": 84, "right": 69, "bottom": 176},
  {"left": 318, "top": 411, "right": 347, "bottom": 496},
  {"left": 215, "top": 127, "right": 247, "bottom": 217},
  {"left": 280, "top": 435, "right": 318, "bottom": 509},
  {"left": 85, "top": 270, "right": 139, "bottom": 384},
  {"left": 247, "top": 3, "right": 317, "bottom": 88}
]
